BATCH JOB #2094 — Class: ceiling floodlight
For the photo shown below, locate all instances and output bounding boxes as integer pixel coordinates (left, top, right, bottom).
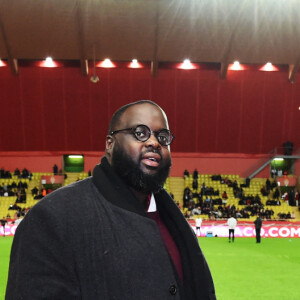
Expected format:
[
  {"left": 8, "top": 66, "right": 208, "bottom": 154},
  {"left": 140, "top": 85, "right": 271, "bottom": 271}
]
[
  {"left": 177, "top": 59, "right": 198, "bottom": 70},
  {"left": 44, "top": 57, "right": 55, "bottom": 67},
  {"left": 259, "top": 62, "right": 278, "bottom": 71},
  {"left": 228, "top": 61, "right": 245, "bottom": 71},
  {"left": 0, "top": 59, "right": 6, "bottom": 67},
  {"left": 128, "top": 59, "right": 143, "bottom": 68},
  {"left": 39, "top": 56, "right": 58, "bottom": 67},
  {"left": 96, "top": 58, "right": 116, "bottom": 68},
  {"left": 274, "top": 158, "right": 284, "bottom": 161},
  {"left": 68, "top": 155, "right": 83, "bottom": 158}
]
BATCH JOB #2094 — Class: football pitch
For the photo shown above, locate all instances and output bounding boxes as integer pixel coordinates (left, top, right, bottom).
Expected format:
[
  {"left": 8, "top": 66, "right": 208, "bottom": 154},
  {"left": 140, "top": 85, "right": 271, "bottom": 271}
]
[{"left": 1, "top": 236, "right": 300, "bottom": 300}]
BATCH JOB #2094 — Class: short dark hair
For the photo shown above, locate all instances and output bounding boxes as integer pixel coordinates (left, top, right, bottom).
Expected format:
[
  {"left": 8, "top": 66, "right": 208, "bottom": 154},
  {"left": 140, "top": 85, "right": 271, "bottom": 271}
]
[{"left": 108, "top": 100, "right": 161, "bottom": 134}]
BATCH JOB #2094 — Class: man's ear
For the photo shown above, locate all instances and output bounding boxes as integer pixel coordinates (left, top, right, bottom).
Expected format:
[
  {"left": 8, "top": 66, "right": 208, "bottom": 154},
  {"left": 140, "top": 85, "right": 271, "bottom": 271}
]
[{"left": 105, "top": 135, "right": 114, "bottom": 158}]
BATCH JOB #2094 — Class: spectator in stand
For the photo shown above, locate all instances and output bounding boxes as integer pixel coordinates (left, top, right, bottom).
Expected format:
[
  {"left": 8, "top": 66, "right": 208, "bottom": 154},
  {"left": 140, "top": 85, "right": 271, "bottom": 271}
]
[
  {"left": 222, "top": 191, "right": 228, "bottom": 199},
  {"left": 254, "top": 194, "right": 261, "bottom": 204},
  {"left": 31, "top": 187, "right": 39, "bottom": 196},
  {"left": 273, "top": 188, "right": 280, "bottom": 200},
  {"left": 224, "top": 177, "right": 233, "bottom": 187},
  {"left": 183, "top": 187, "right": 192, "bottom": 208},
  {"left": 295, "top": 191, "right": 299, "bottom": 207},
  {"left": 183, "top": 169, "right": 189, "bottom": 178},
  {"left": 192, "top": 178, "right": 198, "bottom": 191},
  {"left": 254, "top": 214, "right": 262, "bottom": 243},
  {"left": 193, "top": 169, "right": 198, "bottom": 180},
  {"left": 236, "top": 210, "right": 242, "bottom": 218},
  {"left": 266, "top": 178, "right": 271, "bottom": 191},
  {"left": 288, "top": 190, "right": 295, "bottom": 206},
  {"left": 240, "top": 177, "right": 250, "bottom": 188},
  {"left": 232, "top": 180, "right": 238, "bottom": 191},
  {"left": 271, "top": 179, "right": 277, "bottom": 189},
  {"left": 227, "top": 215, "right": 237, "bottom": 243},
  {"left": 261, "top": 186, "right": 269, "bottom": 196},
  {"left": 14, "top": 168, "right": 21, "bottom": 176},
  {"left": 192, "top": 206, "right": 201, "bottom": 216},
  {"left": 176, "top": 201, "right": 182, "bottom": 210},
  {"left": 21, "top": 168, "right": 29, "bottom": 178}
]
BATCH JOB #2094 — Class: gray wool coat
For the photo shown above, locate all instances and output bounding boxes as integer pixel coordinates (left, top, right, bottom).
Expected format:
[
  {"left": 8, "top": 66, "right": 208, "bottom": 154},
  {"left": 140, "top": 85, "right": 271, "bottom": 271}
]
[{"left": 6, "top": 157, "right": 216, "bottom": 300}]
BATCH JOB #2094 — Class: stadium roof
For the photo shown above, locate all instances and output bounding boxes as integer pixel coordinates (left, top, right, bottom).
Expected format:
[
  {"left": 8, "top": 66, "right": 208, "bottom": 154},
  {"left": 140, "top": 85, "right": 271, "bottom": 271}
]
[{"left": 1, "top": 0, "right": 300, "bottom": 79}]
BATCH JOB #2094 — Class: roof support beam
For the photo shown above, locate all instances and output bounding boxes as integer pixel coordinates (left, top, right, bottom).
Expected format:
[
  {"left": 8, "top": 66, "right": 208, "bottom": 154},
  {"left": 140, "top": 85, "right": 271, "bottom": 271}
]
[
  {"left": 220, "top": 62, "right": 229, "bottom": 79},
  {"left": 288, "top": 61, "right": 300, "bottom": 83},
  {"left": 151, "top": 60, "right": 158, "bottom": 78},
  {"left": 220, "top": 33, "right": 234, "bottom": 80},
  {"left": 0, "top": 13, "right": 18, "bottom": 75},
  {"left": 151, "top": 0, "right": 159, "bottom": 78},
  {"left": 76, "top": 3, "right": 88, "bottom": 77}
]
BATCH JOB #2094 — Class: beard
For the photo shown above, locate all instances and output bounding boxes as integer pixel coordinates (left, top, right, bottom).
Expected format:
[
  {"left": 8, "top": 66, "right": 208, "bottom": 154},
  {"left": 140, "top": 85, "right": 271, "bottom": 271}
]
[{"left": 111, "top": 143, "right": 171, "bottom": 194}]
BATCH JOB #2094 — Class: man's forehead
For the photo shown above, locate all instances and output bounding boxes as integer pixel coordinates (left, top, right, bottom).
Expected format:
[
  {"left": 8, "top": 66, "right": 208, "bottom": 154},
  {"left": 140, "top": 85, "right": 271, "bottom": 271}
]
[{"left": 119, "top": 103, "right": 169, "bottom": 128}]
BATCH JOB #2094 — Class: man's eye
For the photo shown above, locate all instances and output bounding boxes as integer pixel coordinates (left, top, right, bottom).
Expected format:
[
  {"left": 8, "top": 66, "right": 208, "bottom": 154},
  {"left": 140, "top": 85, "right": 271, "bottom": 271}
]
[
  {"left": 158, "top": 135, "right": 168, "bottom": 143},
  {"left": 136, "top": 131, "right": 146, "bottom": 137}
]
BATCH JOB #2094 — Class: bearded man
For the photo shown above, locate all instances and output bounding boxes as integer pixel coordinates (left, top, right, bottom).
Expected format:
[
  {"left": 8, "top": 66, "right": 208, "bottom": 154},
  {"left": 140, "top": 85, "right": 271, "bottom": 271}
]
[{"left": 6, "top": 100, "right": 216, "bottom": 300}]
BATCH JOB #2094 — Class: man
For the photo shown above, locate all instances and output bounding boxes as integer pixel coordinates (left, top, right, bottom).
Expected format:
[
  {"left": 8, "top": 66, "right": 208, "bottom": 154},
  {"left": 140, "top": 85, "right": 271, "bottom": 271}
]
[
  {"left": 6, "top": 100, "right": 216, "bottom": 299},
  {"left": 254, "top": 214, "right": 262, "bottom": 243},
  {"left": 0, "top": 217, "right": 7, "bottom": 237},
  {"left": 195, "top": 216, "right": 203, "bottom": 237},
  {"left": 227, "top": 215, "right": 237, "bottom": 243}
]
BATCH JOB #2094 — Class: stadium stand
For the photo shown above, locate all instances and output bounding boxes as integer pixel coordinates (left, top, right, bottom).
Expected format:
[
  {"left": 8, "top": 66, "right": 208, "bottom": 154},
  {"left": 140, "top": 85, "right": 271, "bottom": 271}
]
[{"left": 1, "top": 169, "right": 299, "bottom": 222}]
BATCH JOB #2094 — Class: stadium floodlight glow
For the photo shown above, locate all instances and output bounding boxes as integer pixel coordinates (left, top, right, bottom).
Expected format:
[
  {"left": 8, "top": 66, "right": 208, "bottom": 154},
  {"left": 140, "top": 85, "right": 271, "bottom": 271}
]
[
  {"left": 0, "top": 59, "right": 6, "bottom": 67},
  {"left": 68, "top": 155, "right": 83, "bottom": 158},
  {"left": 38, "top": 56, "right": 59, "bottom": 67},
  {"left": 44, "top": 57, "right": 55, "bottom": 67},
  {"left": 182, "top": 59, "right": 192, "bottom": 69},
  {"left": 259, "top": 62, "right": 278, "bottom": 71},
  {"left": 228, "top": 60, "right": 246, "bottom": 71},
  {"left": 177, "top": 59, "right": 198, "bottom": 70},
  {"left": 265, "top": 62, "right": 273, "bottom": 70},
  {"left": 96, "top": 58, "right": 116, "bottom": 68},
  {"left": 274, "top": 158, "right": 284, "bottom": 161},
  {"left": 128, "top": 58, "right": 143, "bottom": 68}
]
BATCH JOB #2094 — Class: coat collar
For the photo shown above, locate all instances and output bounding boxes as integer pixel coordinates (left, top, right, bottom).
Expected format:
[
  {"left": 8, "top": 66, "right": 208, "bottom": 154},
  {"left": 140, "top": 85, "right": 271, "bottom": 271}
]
[{"left": 92, "top": 156, "right": 148, "bottom": 217}]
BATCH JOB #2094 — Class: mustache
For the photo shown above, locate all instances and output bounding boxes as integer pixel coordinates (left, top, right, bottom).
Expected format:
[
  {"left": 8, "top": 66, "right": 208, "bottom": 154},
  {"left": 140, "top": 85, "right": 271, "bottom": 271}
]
[{"left": 139, "top": 147, "right": 162, "bottom": 161}]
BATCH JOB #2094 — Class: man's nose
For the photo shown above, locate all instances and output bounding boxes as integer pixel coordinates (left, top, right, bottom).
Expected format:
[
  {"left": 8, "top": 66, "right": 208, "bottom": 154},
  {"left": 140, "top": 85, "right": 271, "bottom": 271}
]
[{"left": 144, "top": 133, "right": 160, "bottom": 148}]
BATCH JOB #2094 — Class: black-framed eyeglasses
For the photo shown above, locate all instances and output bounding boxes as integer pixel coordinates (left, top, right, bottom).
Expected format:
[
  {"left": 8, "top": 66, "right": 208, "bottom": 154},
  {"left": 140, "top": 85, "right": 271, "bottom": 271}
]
[{"left": 110, "top": 124, "right": 175, "bottom": 146}]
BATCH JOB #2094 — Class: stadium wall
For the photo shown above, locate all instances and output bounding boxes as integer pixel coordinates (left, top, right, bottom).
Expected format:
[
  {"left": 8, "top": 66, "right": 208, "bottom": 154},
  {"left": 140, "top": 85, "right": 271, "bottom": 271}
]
[
  {"left": 0, "top": 64, "right": 299, "bottom": 154},
  {"left": 1, "top": 151, "right": 298, "bottom": 178}
]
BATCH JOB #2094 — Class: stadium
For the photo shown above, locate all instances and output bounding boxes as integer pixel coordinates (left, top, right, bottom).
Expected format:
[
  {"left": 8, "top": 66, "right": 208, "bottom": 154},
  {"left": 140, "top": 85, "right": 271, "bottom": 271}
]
[{"left": 1, "top": 1, "right": 300, "bottom": 299}]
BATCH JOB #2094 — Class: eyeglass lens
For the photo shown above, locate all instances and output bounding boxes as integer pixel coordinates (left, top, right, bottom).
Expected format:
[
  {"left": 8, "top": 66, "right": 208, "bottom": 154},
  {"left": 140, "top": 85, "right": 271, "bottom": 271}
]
[{"left": 134, "top": 125, "right": 171, "bottom": 146}]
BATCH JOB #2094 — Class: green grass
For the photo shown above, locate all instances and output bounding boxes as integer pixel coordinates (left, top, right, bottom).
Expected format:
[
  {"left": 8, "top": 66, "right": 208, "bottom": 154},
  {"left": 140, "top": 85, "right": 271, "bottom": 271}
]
[
  {"left": 1, "top": 236, "right": 300, "bottom": 299},
  {"left": 0, "top": 236, "right": 13, "bottom": 300},
  {"left": 199, "top": 237, "right": 300, "bottom": 300}
]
